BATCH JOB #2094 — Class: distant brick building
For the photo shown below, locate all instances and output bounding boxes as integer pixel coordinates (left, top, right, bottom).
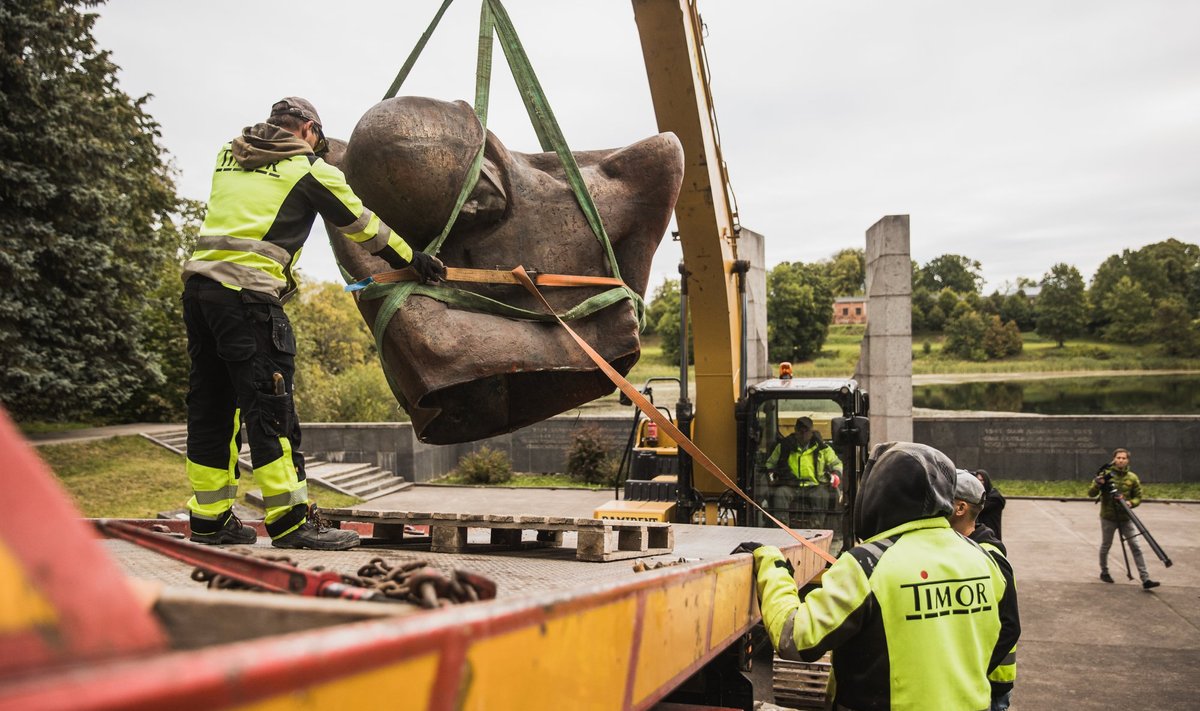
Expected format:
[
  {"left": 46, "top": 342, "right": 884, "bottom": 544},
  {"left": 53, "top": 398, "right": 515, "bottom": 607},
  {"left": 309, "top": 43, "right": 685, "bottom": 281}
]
[{"left": 833, "top": 296, "right": 867, "bottom": 324}]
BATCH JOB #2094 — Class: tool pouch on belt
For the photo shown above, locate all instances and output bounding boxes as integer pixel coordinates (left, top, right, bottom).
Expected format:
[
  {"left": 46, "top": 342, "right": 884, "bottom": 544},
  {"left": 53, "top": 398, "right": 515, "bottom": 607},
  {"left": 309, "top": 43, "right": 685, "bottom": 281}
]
[{"left": 241, "top": 291, "right": 297, "bottom": 438}]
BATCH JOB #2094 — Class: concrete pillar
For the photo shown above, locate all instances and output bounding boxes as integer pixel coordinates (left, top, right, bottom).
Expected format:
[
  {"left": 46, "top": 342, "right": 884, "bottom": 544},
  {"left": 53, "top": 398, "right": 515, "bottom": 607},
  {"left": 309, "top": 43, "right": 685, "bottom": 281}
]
[
  {"left": 738, "top": 228, "right": 771, "bottom": 384},
  {"left": 855, "top": 215, "right": 913, "bottom": 446}
]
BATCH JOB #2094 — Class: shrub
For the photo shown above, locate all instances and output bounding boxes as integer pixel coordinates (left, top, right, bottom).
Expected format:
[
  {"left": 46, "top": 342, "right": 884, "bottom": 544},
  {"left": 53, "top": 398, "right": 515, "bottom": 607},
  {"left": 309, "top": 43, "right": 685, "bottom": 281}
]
[
  {"left": 456, "top": 446, "right": 513, "bottom": 484},
  {"left": 944, "top": 308, "right": 987, "bottom": 361},
  {"left": 567, "top": 427, "right": 617, "bottom": 486},
  {"left": 294, "top": 362, "right": 403, "bottom": 422},
  {"left": 982, "top": 315, "right": 1023, "bottom": 358},
  {"left": 922, "top": 341, "right": 933, "bottom": 355}
]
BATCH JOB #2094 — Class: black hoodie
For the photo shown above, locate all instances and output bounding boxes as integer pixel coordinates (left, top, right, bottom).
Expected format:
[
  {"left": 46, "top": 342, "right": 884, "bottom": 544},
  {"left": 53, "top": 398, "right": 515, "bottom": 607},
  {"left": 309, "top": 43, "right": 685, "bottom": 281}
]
[{"left": 854, "top": 441, "right": 956, "bottom": 540}]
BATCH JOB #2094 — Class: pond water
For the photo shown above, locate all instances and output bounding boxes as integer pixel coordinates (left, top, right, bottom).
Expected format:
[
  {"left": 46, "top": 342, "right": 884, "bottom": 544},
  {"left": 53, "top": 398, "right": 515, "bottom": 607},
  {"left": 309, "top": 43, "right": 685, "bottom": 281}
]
[{"left": 913, "top": 374, "right": 1200, "bottom": 415}]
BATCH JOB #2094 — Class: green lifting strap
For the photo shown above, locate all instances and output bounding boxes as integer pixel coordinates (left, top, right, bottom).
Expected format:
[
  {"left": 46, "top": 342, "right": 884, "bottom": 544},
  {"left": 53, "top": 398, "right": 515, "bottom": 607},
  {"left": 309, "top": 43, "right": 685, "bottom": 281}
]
[
  {"left": 355, "top": 0, "right": 646, "bottom": 391},
  {"left": 383, "top": 0, "right": 457, "bottom": 102},
  {"left": 484, "top": 0, "right": 626, "bottom": 288},
  {"left": 361, "top": 281, "right": 633, "bottom": 324}
]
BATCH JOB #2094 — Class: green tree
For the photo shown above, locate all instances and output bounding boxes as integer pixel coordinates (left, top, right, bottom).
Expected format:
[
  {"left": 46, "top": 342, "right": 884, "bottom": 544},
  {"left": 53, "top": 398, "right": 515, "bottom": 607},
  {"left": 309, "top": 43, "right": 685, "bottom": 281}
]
[
  {"left": 643, "top": 278, "right": 679, "bottom": 337},
  {"left": 284, "top": 276, "right": 399, "bottom": 422},
  {"left": 287, "top": 278, "right": 375, "bottom": 375},
  {"left": 767, "top": 261, "right": 834, "bottom": 362},
  {"left": 943, "top": 305, "right": 986, "bottom": 361},
  {"left": 652, "top": 279, "right": 694, "bottom": 367},
  {"left": 1000, "top": 290, "right": 1035, "bottom": 331},
  {"left": 925, "top": 304, "right": 947, "bottom": 332},
  {"left": 936, "top": 288, "right": 962, "bottom": 328},
  {"left": 1, "top": 0, "right": 185, "bottom": 421},
  {"left": 1089, "top": 239, "right": 1200, "bottom": 331},
  {"left": 911, "top": 287, "right": 935, "bottom": 332},
  {"left": 121, "top": 200, "right": 205, "bottom": 421},
  {"left": 1099, "top": 276, "right": 1154, "bottom": 343},
  {"left": 1152, "top": 296, "right": 1199, "bottom": 356},
  {"left": 1036, "top": 263, "right": 1088, "bottom": 347},
  {"left": 980, "top": 291, "right": 1004, "bottom": 317},
  {"left": 916, "top": 254, "right": 984, "bottom": 294},
  {"left": 826, "top": 248, "right": 865, "bottom": 296}
]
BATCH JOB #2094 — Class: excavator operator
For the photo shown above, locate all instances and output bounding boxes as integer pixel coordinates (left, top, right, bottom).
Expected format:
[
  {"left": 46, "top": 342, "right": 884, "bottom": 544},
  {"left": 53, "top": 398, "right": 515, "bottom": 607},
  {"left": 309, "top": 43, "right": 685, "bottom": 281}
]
[{"left": 765, "top": 416, "right": 842, "bottom": 528}]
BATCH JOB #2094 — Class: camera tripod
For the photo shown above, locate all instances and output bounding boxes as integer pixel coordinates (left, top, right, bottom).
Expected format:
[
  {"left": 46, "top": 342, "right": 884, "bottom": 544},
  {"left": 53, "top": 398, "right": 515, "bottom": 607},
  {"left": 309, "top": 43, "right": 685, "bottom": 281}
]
[{"left": 1097, "top": 466, "right": 1172, "bottom": 578}]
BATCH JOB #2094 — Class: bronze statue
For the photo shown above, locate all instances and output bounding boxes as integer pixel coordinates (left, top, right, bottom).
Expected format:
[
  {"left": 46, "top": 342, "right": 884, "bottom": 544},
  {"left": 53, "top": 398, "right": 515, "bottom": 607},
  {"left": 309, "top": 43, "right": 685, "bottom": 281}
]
[{"left": 324, "top": 96, "right": 683, "bottom": 443}]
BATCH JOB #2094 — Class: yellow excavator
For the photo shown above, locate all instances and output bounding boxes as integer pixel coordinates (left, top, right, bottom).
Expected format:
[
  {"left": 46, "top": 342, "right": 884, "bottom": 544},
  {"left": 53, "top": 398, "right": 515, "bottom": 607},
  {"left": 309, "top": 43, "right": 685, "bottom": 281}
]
[{"left": 596, "top": 0, "right": 870, "bottom": 551}]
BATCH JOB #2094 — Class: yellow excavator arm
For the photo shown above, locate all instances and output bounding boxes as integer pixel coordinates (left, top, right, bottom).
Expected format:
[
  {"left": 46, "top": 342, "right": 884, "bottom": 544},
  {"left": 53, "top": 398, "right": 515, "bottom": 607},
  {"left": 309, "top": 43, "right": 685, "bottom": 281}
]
[{"left": 631, "top": 0, "right": 744, "bottom": 513}]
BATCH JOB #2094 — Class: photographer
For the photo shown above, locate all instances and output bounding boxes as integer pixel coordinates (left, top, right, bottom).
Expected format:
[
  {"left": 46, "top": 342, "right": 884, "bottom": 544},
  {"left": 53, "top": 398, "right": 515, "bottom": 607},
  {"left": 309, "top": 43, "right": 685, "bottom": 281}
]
[{"left": 1087, "top": 448, "right": 1159, "bottom": 589}]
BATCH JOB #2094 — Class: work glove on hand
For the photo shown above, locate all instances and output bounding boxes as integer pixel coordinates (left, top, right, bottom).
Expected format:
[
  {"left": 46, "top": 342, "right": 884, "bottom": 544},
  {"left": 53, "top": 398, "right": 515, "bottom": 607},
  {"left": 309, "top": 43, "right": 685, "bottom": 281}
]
[
  {"left": 407, "top": 251, "right": 447, "bottom": 283},
  {"left": 731, "top": 541, "right": 765, "bottom": 556},
  {"left": 752, "top": 545, "right": 795, "bottom": 576}
]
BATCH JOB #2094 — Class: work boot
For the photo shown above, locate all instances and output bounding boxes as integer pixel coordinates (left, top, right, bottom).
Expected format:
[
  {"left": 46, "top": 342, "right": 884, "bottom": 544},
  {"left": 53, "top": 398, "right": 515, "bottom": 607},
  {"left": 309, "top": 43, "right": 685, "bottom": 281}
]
[
  {"left": 1142, "top": 579, "right": 1161, "bottom": 590},
  {"left": 191, "top": 510, "right": 257, "bottom": 545},
  {"left": 1099, "top": 572, "right": 1114, "bottom": 583},
  {"left": 272, "top": 506, "right": 360, "bottom": 551}
]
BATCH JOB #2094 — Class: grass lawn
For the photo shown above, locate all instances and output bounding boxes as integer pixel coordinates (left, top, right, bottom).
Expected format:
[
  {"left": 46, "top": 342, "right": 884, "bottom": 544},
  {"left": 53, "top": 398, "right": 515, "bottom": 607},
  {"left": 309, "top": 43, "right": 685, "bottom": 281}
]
[
  {"left": 18, "top": 420, "right": 98, "bottom": 436},
  {"left": 38, "top": 436, "right": 360, "bottom": 518},
  {"left": 994, "top": 478, "right": 1200, "bottom": 500},
  {"left": 569, "top": 325, "right": 1200, "bottom": 409},
  {"left": 789, "top": 325, "right": 1200, "bottom": 377},
  {"left": 431, "top": 472, "right": 611, "bottom": 489}
]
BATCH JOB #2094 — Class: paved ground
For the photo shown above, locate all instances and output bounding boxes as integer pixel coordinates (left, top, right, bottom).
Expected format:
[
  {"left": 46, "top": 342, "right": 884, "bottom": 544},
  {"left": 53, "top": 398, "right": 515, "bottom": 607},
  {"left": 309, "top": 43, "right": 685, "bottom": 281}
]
[
  {"left": 1003, "top": 497, "right": 1198, "bottom": 709},
  {"left": 358, "top": 486, "right": 1200, "bottom": 708}
]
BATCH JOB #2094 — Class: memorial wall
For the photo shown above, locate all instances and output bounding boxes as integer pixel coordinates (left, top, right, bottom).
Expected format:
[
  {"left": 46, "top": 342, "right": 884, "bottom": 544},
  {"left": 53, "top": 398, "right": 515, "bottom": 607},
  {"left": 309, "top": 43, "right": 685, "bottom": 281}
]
[{"left": 303, "top": 414, "right": 1200, "bottom": 484}]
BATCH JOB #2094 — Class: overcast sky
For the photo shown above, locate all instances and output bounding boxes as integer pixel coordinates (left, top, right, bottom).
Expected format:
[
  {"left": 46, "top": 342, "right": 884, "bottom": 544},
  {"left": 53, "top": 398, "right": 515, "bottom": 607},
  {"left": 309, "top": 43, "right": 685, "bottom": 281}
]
[{"left": 93, "top": 0, "right": 1200, "bottom": 294}]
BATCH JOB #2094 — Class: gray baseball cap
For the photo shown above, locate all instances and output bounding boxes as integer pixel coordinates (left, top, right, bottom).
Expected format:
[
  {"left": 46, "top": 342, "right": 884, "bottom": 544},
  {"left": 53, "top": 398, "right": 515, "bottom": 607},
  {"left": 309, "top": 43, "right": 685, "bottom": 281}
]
[
  {"left": 270, "top": 96, "right": 322, "bottom": 128},
  {"left": 954, "top": 469, "right": 986, "bottom": 505}
]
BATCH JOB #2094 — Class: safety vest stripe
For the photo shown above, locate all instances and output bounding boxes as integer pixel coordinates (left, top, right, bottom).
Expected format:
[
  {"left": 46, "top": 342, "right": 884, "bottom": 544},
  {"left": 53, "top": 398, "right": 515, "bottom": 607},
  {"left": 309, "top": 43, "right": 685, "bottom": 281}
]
[
  {"left": 338, "top": 208, "right": 375, "bottom": 236},
  {"left": 183, "top": 257, "right": 288, "bottom": 296},
  {"left": 358, "top": 222, "right": 392, "bottom": 252},
  {"left": 195, "top": 234, "right": 291, "bottom": 265},
  {"left": 193, "top": 485, "right": 239, "bottom": 505},
  {"left": 261, "top": 485, "right": 309, "bottom": 509},
  {"left": 189, "top": 249, "right": 288, "bottom": 281}
]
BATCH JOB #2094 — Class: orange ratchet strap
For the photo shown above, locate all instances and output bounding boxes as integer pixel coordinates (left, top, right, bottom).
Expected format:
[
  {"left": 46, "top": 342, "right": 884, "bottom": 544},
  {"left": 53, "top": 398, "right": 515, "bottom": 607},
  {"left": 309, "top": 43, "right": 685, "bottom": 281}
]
[
  {"left": 346, "top": 266, "right": 626, "bottom": 292},
  {"left": 512, "top": 266, "right": 838, "bottom": 566}
]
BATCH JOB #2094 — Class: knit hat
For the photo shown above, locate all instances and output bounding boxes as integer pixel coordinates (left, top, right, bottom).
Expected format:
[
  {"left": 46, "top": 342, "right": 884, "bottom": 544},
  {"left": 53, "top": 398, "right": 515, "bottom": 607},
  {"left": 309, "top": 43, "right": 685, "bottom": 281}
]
[{"left": 954, "top": 469, "right": 986, "bottom": 505}]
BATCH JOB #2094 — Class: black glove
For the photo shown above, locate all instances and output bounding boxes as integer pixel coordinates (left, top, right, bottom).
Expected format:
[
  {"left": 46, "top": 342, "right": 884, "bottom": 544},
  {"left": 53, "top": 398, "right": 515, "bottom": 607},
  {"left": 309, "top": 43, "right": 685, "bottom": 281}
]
[
  {"left": 731, "top": 541, "right": 765, "bottom": 556},
  {"left": 408, "top": 251, "right": 447, "bottom": 283}
]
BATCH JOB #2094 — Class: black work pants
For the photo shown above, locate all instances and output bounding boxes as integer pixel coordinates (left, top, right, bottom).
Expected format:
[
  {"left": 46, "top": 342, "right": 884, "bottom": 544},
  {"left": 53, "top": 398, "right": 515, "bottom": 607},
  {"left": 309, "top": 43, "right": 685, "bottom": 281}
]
[{"left": 182, "top": 276, "right": 308, "bottom": 539}]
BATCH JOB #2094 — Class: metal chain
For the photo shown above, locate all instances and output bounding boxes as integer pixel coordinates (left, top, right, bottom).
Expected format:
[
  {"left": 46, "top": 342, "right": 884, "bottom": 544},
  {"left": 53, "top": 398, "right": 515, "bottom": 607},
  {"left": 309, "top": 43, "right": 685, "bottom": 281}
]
[{"left": 191, "top": 552, "right": 491, "bottom": 608}]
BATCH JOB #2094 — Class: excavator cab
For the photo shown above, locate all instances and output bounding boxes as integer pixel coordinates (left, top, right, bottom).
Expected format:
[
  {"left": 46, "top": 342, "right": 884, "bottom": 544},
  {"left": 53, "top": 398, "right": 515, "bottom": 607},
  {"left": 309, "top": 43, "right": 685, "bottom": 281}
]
[{"left": 737, "top": 378, "right": 870, "bottom": 548}]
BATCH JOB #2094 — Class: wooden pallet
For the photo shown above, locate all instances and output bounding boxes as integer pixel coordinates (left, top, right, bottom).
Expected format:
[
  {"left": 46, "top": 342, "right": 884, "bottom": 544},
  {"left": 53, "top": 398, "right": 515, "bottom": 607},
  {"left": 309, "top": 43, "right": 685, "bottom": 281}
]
[
  {"left": 321, "top": 509, "right": 674, "bottom": 563},
  {"left": 773, "top": 654, "right": 831, "bottom": 709}
]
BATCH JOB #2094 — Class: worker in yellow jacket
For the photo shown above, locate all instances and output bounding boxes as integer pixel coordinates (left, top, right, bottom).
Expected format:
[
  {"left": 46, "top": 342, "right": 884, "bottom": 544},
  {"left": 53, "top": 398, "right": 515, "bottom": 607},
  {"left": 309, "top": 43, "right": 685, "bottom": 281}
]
[
  {"left": 180, "top": 97, "right": 444, "bottom": 549},
  {"left": 741, "top": 442, "right": 1007, "bottom": 710},
  {"left": 765, "top": 416, "right": 842, "bottom": 528}
]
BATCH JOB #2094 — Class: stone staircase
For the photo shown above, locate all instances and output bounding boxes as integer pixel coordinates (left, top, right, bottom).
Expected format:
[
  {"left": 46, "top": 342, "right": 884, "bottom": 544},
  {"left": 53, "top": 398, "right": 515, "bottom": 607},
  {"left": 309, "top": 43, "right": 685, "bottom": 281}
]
[{"left": 141, "top": 428, "right": 411, "bottom": 501}]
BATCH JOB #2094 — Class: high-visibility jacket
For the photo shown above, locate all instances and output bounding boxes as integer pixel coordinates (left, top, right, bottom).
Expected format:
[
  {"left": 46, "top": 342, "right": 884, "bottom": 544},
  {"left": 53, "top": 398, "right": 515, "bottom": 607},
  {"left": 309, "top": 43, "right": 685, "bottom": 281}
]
[
  {"left": 183, "top": 125, "right": 412, "bottom": 300},
  {"left": 766, "top": 436, "right": 842, "bottom": 486},
  {"left": 970, "top": 524, "right": 1019, "bottom": 699},
  {"left": 755, "top": 517, "right": 1006, "bottom": 710}
]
